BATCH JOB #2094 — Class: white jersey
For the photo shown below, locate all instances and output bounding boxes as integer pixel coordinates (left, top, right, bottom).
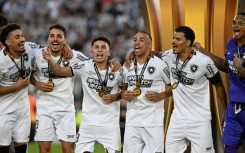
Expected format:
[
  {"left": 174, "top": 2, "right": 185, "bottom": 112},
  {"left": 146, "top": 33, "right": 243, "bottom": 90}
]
[
  {"left": 162, "top": 49, "right": 218, "bottom": 121},
  {"left": 0, "top": 42, "right": 39, "bottom": 114},
  {"left": 122, "top": 55, "right": 170, "bottom": 127},
  {"left": 32, "top": 49, "right": 88, "bottom": 113},
  {"left": 71, "top": 59, "right": 122, "bottom": 127}
]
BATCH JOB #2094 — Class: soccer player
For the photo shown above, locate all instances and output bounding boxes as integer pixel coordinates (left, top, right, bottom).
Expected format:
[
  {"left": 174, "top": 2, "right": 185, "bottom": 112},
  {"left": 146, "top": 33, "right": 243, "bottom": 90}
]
[
  {"left": 193, "top": 12, "right": 245, "bottom": 153},
  {"left": 30, "top": 24, "right": 88, "bottom": 153},
  {"left": 42, "top": 36, "right": 122, "bottom": 153},
  {"left": 121, "top": 31, "right": 171, "bottom": 153},
  {"left": 0, "top": 23, "right": 40, "bottom": 153},
  {"left": 163, "top": 26, "right": 227, "bottom": 153}
]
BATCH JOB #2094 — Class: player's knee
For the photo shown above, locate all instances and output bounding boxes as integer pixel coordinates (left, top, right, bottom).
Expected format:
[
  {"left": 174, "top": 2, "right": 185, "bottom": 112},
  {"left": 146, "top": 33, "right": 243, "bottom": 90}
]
[
  {"left": 39, "top": 147, "right": 51, "bottom": 153},
  {"left": 15, "top": 144, "right": 27, "bottom": 153},
  {"left": 224, "top": 145, "right": 239, "bottom": 153},
  {"left": 0, "top": 146, "right": 10, "bottom": 153},
  {"left": 62, "top": 147, "right": 74, "bottom": 153},
  {"left": 61, "top": 142, "right": 74, "bottom": 153}
]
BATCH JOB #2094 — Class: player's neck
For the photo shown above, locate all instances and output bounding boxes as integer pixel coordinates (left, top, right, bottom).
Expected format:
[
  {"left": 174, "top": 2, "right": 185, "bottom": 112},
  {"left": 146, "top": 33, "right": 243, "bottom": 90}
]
[
  {"left": 178, "top": 48, "right": 193, "bottom": 61},
  {"left": 51, "top": 50, "right": 62, "bottom": 57},
  {"left": 8, "top": 48, "right": 21, "bottom": 59},
  {"left": 237, "top": 37, "right": 245, "bottom": 47},
  {"left": 95, "top": 61, "right": 108, "bottom": 70},
  {"left": 136, "top": 51, "right": 150, "bottom": 64}
]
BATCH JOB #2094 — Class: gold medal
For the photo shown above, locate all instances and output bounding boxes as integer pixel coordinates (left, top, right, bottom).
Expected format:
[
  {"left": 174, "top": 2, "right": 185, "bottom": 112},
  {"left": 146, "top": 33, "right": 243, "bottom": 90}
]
[
  {"left": 171, "top": 82, "right": 179, "bottom": 89},
  {"left": 99, "top": 90, "right": 107, "bottom": 97},
  {"left": 48, "top": 80, "right": 54, "bottom": 87},
  {"left": 133, "top": 88, "right": 141, "bottom": 96}
]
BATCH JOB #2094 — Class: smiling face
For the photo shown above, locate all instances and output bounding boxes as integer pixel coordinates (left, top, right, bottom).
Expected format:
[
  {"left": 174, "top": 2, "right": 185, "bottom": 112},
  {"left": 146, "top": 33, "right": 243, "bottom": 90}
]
[
  {"left": 48, "top": 28, "right": 66, "bottom": 54},
  {"left": 232, "top": 14, "right": 245, "bottom": 44},
  {"left": 133, "top": 32, "right": 152, "bottom": 57},
  {"left": 5, "top": 29, "right": 25, "bottom": 54},
  {"left": 91, "top": 40, "right": 111, "bottom": 63},
  {"left": 172, "top": 31, "right": 191, "bottom": 55}
]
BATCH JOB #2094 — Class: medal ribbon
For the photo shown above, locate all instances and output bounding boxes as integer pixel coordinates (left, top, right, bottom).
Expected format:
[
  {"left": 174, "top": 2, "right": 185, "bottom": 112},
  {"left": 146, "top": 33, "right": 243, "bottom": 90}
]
[
  {"left": 134, "top": 54, "right": 151, "bottom": 88},
  {"left": 175, "top": 50, "right": 194, "bottom": 82},
  {"left": 48, "top": 55, "right": 64, "bottom": 81},
  {"left": 94, "top": 61, "right": 109, "bottom": 91},
  {"left": 7, "top": 49, "right": 26, "bottom": 78}
]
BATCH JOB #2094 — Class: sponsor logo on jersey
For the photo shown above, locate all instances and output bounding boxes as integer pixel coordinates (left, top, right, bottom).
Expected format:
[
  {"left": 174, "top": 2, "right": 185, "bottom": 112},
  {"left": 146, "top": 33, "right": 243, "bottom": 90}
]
[
  {"left": 190, "top": 64, "right": 198, "bottom": 73},
  {"left": 9, "top": 67, "right": 31, "bottom": 81},
  {"left": 206, "top": 146, "right": 212, "bottom": 151},
  {"left": 67, "top": 135, "right": 75, "bottom": 139},
  {"left": 87, "top": 77, "right": 113, "bottom": 93},
  {"left": 127, "top": 75, "right": 153, "bottom": 87},
  {"left": 147, "top": 66, "right": 155, "bottom": 74},
  {"left": 171, "top": 68, "right": 195, "bottom": 85}
]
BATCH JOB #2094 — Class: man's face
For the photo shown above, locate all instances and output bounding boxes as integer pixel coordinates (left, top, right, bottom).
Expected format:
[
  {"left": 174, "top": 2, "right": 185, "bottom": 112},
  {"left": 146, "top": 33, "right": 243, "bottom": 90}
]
[
  {"left": 48, "top": 28, "right": 66, "bottom": 53},
  {"left": 172, "top": 31, "right": 190, "bottom": 55},
  {"left": 133, "top": 32, "right": 151, "bottom": 57},
  {"left": 6, "top": 29, "right": 25, "bottom": 53},
  {"left": 232, "top": 15, "right": 245, "bottom": 41},
  {"left": 91, "top": 40, "right": 111, "bottom": 63}
]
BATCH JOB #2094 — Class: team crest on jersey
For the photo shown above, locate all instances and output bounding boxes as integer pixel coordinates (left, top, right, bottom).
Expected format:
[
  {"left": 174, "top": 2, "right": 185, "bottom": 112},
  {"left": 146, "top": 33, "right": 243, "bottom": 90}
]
[
  {"left": 190, "top": 64, "right": 198, "bottom": 73},
  {"left": 22, "top": 53, "right": 29, "bottom": 61},
  {"left": 147, "top": 66, "right": 155, "bottom": 74},
  {"left": 108, "top": 73, "right": 115, "bottom": 80},
  {"left": 63, "top": 59, "right": 70, "bottom": 66}
]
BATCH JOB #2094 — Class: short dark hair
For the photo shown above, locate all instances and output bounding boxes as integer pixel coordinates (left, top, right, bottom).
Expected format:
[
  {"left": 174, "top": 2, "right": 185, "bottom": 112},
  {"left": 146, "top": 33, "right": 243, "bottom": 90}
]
[
  {"left": 138, "top": 31, "right": 152, "bottom": 43},
  {"left": 91, "top": 36, "right": 111, "bottom": 48},
  {"left": 0, "top": 14, "right": 8, "bottom": 28},
  {"left": 0, "top": 23, "right": 21, "bottom": 46},
  {"left": 49, "top": 24, "right": 67, "bottom": 37},
  {"left": 175, "top": 26, "right": 195, "bottom": 46}
]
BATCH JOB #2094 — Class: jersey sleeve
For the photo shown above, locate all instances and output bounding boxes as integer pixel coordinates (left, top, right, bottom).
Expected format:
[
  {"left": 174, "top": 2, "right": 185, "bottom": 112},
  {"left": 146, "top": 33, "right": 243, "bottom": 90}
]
[
  {"left": 117, "top": 68, "right": 123, "bottom": 87},
  {"left": 73, "top": 50, "right": 89, "bottom": 62},
  {"left": 204, "top": 56, "right": 219, "bottom": 79},
  {"left": 122, "top": 65, "right": 129, "bottom": 84},
  {"left": 161, "top": 60, "right": 171, "bottom": 84},
  {"left": 31, "top": 49, "right": 40, "bottom": 71},
  {"left": 70, "top": 60, "right": 88, "bottom": 77}
]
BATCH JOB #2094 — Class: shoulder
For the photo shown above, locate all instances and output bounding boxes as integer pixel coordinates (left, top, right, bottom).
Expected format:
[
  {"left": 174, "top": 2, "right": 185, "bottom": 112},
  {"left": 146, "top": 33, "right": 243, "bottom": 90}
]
[
  {"left": 193, "top": 51, "right": 213, "bottom": 65},
  {"left": 72, "top": 50, "right": 89, "bottom": 61},
  {"left": 31, "top": 48, "right": 43, "bottom": 58},
  {"left": 226, "top": 38, "right": 237, "bottom": 48},
  {"left": 150, "top": 55, "right": 166, "bottom": 65},
  {"left": 25, "top": 42, "right": 40, "bottom": 50},
  {"left": 0, "top": 49, "right": 7, "bottom": 63},
  {"left": 227, "top": 38, "right": 236, "bottom": 45}
]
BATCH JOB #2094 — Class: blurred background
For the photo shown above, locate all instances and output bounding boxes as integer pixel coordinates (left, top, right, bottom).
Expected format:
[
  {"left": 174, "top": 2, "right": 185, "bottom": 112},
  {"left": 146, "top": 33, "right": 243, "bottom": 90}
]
[{"left": 0, "top": 0, "right": 144, "bottom": 152}]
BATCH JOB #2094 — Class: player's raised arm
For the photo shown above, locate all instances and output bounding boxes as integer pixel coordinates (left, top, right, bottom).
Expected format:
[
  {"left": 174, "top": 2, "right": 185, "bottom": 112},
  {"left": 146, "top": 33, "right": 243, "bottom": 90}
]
[{"left": 42, "top": 47, "right": 72, "bottom": 77}]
